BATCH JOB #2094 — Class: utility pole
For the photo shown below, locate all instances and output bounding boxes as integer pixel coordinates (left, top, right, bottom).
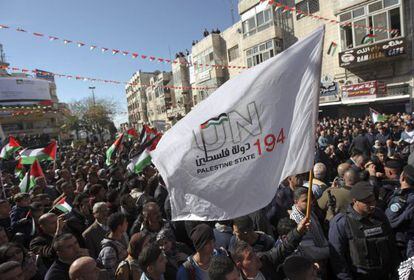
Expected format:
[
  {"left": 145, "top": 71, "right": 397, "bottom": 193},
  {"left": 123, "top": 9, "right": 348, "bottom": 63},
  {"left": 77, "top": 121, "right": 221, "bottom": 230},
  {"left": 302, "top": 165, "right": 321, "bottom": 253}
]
[{"left": 89, "top": 86, "right": 96, "bottom": 105}]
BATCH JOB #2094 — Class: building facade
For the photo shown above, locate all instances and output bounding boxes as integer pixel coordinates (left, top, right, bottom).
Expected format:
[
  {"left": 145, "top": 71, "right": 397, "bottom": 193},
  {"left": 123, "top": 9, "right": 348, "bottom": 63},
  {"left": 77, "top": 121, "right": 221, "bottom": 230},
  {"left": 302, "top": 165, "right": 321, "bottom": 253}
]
[
  {"left": 168, "top": 55, "right": 193, "bottom": 123},
  {"left": 292, "top": 0, "right": 413, "bottom": 117},
  {"left": 190, "top": 33, "right": 229, "bottom": 105},
  {"left": 146, "top": 71, "right": 174, "bottom": 131},
  {"left": 126, "top": 71, "right": 156, "bottom": 129}
]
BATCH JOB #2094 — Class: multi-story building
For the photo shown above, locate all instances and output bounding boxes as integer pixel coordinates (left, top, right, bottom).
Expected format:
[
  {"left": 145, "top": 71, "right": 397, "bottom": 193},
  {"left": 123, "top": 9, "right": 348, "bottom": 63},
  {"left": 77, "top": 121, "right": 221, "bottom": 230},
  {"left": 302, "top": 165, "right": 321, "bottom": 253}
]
[
  {"left": 189, "top": 0, "right": 296, "bottom": 104},
  {"left": 146, "top": 71, "right": 174, "bottom": 131},
  {"left": 190, "top": 33, "right": 229, "bottom": 105},
  {"left": 168, "top": 54, "right": 193, "bottom": 123},
  {"left": 126, "top": 71, "right": 156, "bottom": 129},
  {"left": 292, "top": 0, "right": 413, "bottom": 116},
  {"left": 0, "top": 67, "right": 69, "bottom": 139},
  {"left": 237, "top": 0, "right": 295, "bottom": 68}
]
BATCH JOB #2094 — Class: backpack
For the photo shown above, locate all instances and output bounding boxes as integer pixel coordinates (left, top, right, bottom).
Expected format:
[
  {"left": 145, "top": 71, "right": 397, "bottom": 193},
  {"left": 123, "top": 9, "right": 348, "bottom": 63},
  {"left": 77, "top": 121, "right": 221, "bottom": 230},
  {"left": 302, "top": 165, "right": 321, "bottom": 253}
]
[
  {"left": 116, "top": 260, "right": 133, "bottom": 280},
  {"left": 183, "top": 260, "right": 196, "bottom": 280},
  {"left": 97, "top": 241, "right": 119, "bottom": 269}
]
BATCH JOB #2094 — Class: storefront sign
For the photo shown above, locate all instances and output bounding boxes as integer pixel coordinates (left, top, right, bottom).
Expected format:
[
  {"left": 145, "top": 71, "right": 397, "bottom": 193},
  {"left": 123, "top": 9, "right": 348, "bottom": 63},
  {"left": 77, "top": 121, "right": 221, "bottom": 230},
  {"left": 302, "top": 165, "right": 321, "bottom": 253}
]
[
  {"left": 320, "top": 81, "right": 339, "bottom": 103},
  {"left": 339, "top": 38, "right": 406, "bottom": 68},
  {"left": 342, "top": 80, "right": 386, "bottom": 100}
]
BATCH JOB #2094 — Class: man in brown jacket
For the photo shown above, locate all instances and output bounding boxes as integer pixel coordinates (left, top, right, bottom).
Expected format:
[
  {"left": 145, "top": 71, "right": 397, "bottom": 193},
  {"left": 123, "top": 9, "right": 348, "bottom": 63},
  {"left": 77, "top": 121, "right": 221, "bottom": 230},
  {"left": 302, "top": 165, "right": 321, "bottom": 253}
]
[
  {"left": 318, "top": 168, "right": 359, "bottom": 221},
  {"left": 82, "top": 202, "right": 109, "bottom": 259}
]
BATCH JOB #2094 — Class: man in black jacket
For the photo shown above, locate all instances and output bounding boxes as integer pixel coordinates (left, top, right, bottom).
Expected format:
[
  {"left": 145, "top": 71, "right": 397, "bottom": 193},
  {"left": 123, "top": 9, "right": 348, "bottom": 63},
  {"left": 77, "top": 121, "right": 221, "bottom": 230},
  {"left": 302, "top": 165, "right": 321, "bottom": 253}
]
[
  {"left": 30, "top": 213, "right": 65, "bottom": 268},
  {"left": 63, "top": 193, "right": 92, "bottom": 248},
  {"left": 45, "top": 233, "right": 88, "bottom": 280},
  {"left": 231, "top": 218, "right": 308, "bottom": 279},
  {"left": 349, "top": 129, "right": 371, "bottom": 156}
]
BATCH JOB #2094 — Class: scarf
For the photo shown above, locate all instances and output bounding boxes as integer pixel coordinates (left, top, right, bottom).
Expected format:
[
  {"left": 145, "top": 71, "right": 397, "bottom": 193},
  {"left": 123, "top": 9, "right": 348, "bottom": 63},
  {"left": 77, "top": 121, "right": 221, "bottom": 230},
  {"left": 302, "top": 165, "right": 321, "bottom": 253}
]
[{"left": 290, "top": 205, "right": 327, "bottom": 248}]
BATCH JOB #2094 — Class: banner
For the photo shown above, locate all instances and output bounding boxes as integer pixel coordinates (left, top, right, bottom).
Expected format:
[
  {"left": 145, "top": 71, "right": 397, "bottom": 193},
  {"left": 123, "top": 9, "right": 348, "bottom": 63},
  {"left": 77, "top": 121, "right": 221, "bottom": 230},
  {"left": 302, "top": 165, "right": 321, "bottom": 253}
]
[
  {"left": 0, "top": 77, "right": 51, "bottom": 103},
  {"left": 151, "top": 27, "right": 324, "bottom": 221},
  {"left": 342, "top": 80, "right": 386, "bottom": 100}
]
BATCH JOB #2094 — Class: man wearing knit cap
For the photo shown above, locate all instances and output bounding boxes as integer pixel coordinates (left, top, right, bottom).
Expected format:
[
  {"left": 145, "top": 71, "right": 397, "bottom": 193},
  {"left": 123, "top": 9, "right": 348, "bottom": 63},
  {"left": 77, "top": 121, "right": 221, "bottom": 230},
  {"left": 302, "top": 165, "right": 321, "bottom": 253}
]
[
  {"left": 386, "top": 164, "right": 414, "bottom": 258},
  {"left": 329, "top": 181, "right": 399, "bottom": 279},
  {"left": 177, "top": 223, "right": 215, "bottom": 279}
]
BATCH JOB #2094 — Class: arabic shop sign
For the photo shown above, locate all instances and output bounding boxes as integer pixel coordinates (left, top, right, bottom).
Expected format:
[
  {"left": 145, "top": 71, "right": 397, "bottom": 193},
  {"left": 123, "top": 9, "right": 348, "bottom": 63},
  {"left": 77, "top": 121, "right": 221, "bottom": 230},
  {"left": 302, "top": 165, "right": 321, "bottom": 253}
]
[
  {"left": 320, "top": 75, "right": 339, "bottom": 103},
  {"left": 342, "top": 80, "right": 386, "bottom": 100},
  {"left": 339, "top": 38, "right": 406, "bottom": 68}
]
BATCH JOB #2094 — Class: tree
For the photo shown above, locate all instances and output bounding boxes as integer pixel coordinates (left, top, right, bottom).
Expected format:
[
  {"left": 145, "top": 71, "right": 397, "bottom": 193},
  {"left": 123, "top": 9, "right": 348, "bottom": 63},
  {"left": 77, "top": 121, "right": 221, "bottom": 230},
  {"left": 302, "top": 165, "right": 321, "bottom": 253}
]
[{"left": 68, "top": 97, "right": 119, "bottom": 141}]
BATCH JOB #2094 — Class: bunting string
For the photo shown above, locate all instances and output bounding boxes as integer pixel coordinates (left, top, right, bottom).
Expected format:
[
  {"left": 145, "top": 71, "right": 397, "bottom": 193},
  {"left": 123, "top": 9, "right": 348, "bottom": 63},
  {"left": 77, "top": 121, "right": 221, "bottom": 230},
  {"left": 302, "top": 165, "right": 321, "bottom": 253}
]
[
  {"left": 0, "top": 66, "right": 216, "bottom": 91},
  {"left": 0, "top": 23, "right": 248, "bottom": 70}
]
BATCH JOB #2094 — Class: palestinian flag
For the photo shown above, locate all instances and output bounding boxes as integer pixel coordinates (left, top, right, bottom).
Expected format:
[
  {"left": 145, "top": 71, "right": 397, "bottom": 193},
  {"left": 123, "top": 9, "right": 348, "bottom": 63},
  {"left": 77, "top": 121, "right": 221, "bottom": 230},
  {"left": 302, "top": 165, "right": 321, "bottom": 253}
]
[
  {"left": 327, "top": 41, "right": 338, "bottom": 56},
  {"left": 19, "top": 160, "right": 45, "bottom": 193},
  {"left": 127, "top": 150, "right": 152, "bottom": 174},
  {"left": 127, "top": 133, "right": 162, "bottom": 174},
  {"left": 126, "top": 128, "right": 138, "bottom": 139},
  {"left": 370, "top": 108, "right": 387, "bottom": 123},
  {"left": 106, "top": 133, "right": 124, "bottom": 166},
  {"left": 55, "top": 197, "right": 72, "bottom": 214},
  {"left": 19, "top": 141, "right": 57, "bottom": 165},
  {"left": 200, "top": 113, "right": 229, "bottom": 129},
  {"left": 139, "top": 125, "right": 157, "bottom": 145},
  {"left": 15, "top": 158, "right": 24, "bottom": 180},
  {"left": 361, "top": 33, "right": 376, "bottom": 44},
  {"left": 0, "top": 136, "right": 22, "bottom": 160}
]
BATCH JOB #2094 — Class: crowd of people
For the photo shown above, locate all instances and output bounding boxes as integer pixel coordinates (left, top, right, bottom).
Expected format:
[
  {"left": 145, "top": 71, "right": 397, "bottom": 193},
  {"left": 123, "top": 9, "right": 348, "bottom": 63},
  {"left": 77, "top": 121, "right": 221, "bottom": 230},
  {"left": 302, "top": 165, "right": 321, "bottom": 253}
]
[{"left": 1, "top": 112, "right": 414, "bottom": 280}]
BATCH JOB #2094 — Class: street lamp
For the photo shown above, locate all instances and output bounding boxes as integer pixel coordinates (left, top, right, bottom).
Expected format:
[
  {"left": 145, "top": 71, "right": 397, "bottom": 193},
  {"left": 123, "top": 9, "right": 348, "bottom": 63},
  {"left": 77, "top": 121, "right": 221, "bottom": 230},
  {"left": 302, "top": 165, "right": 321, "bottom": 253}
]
[{"left": 88, "top": 86, "right": 96, "bottom": 105}]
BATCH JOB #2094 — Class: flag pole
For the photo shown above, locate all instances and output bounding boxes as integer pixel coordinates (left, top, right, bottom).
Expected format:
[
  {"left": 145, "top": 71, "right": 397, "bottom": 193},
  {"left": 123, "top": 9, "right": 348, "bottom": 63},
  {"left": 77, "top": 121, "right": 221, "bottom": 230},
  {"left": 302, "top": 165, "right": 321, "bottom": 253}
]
[{"left": 305, "top": 170, "right": 313, "bottom": 221}]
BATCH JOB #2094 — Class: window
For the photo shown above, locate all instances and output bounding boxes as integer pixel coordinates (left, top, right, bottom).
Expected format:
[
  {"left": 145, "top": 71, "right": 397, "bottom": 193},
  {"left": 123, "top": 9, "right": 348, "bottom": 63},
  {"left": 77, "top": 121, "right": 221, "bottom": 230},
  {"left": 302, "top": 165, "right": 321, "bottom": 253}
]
[
  {"left": 354, "top": 18, "right": 367, "bottom": 46},
  {"left": 228, "top": 45, "right": 239, "bottom": 62},
  {"left": 242, "top": 8, "right": 273, "bottom": 37},
  {"left": 369, "top": 1, "right": 382, "bottom": 13},
  {"left": 295, "top": 0, "right": 320, "bottom": 20},
  {"left": 338, "top": 0, "right": 403, "bottom": 50},
  {"left": 352, "top": 7, "right": 365, "bottom": 18},
  {"left": 193, "top": 47, "right": 213, "bottom": 73},
  {"left": 384, "top": 0, "right": 399, "bottom": 7},
  {"left": 372, "top": 12, "right": 388, "bottom": 41},
  {"left": 390, "top": 8, "right": 401, "bottom": 37},
  {"left": 245, "top": 40, "right": 276, "bottom": 67},
  {"left": 242, "top": 17, "right": 256, "bottom": 37}
]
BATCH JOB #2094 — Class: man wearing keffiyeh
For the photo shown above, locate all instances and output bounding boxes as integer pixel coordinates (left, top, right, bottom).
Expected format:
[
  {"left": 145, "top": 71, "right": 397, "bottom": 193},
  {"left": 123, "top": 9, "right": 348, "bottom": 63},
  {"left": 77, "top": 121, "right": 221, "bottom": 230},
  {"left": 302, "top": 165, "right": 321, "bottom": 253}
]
[{"left": 290, "top": 187, "right": 329, "bottom": 270}]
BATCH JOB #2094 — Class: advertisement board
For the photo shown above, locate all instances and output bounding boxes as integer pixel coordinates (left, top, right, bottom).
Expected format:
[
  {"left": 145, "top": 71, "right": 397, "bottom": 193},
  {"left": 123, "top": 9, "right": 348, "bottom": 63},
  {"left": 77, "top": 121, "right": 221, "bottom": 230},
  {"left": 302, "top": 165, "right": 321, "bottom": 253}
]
[
  {"left": 0, "top": 77, "right": 51, "bottom": 103},
  {"left": 35, "top": 69, "right": 55, "bottom": 82},
  {"left": 342, "top": 81, "right": 386, "bottom": 100},
  {"left": 320, "top": 82, "right": 339, "bottom": 103}
]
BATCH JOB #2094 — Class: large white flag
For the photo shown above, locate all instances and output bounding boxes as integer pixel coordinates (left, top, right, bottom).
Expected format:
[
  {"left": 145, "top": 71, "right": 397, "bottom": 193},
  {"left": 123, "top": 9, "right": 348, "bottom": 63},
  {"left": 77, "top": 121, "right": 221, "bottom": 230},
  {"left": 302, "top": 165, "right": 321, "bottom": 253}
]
[{"left": 152, "top": 27, "right": 325, "bottom": 221}]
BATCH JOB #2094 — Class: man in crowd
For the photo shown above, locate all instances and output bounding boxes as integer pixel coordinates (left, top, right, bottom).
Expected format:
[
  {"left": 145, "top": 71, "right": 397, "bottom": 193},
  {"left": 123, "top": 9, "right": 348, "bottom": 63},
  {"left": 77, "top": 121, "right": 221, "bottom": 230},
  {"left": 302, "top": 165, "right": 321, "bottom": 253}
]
[
  {"left": 97, "top": 212, "right": 129, "bottom": 278},
  {"left": 318, "top": 168, "right": 359, "bottom": 221},
  {"left": 329, "top": 181, "right": 399, "bottom": 279},
  {"left": 0, "top": 261, "right": 24, "bottom": 280},
  {"left": 45, "top": 233, "right": 88, "bottom": 280},
  {"left": 138, "top": 243, "right": 168, "bottom": 280},
  {"left": 30, "top": 213, "right": 65, "bottom": 268},
  {"left": 386, "top": 164, "right": 414, "bottom": 258},
  {"left": 68, "top": 256, "right": 100, "bottom": 280},
  {"left": 290, "top": 187, "right": 329, "bottom": 266},
  {"left": 208, "top": 255, "right": 240, "bottom": 280},
  {"left": 228, "top": 215, "right": 274, "bottom": 253},
  {"left": 177, "top": 223, "right": 215, "bottom": 279},
  {"left": 83, "top": 202, "right": 109, "bottom": 259}
]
